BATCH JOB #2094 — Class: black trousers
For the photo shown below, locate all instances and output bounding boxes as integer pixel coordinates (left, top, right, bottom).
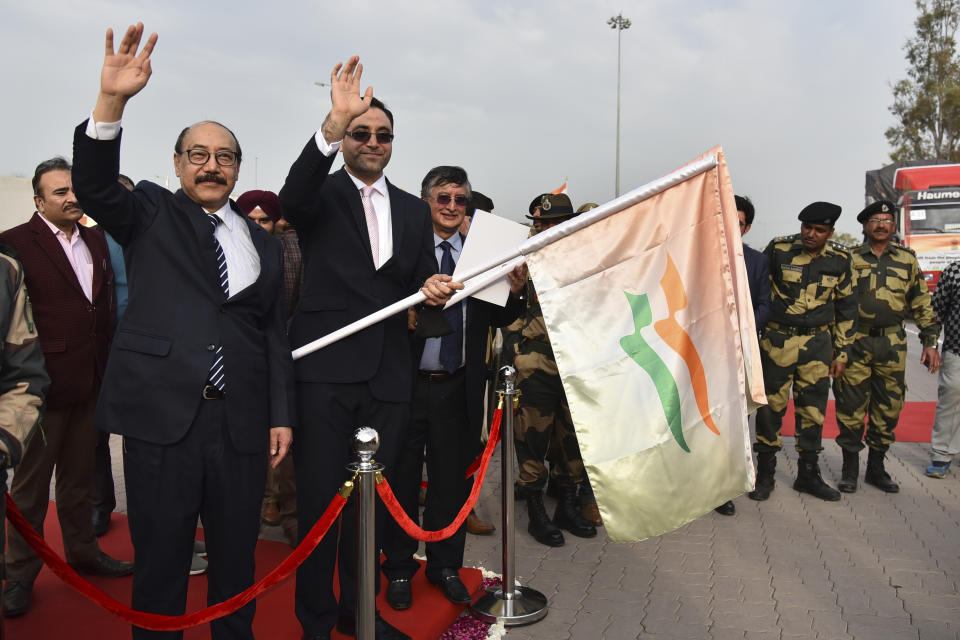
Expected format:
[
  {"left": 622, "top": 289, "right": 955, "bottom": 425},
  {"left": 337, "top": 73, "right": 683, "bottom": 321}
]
[
  {"left": 92, "top": 429, "right": 116, "bottom": 517},
  {"left": 294, "top": 381, "right": 408, "bottom": 636},
  {"left": 382, "top": 371, "right": 473, "bottom": 582},
  {"left": 124, "top": 397, "right": 266, "bottom": 640}
]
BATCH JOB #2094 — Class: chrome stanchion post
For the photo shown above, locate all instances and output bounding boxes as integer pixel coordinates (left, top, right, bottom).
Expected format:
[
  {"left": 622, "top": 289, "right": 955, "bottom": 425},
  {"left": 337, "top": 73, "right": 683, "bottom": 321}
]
[
  {"left": 348, "top": 427, "right": 384, "bottom": 640},
  {"left": 471, "top": 366, "right": 548, "bottom": 625}
]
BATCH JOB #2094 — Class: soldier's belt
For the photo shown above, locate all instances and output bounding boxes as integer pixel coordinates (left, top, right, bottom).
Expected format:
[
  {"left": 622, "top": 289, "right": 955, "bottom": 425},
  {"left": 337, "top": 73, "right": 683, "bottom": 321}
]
[
  {"left": 858, "top": 324, "right": 902, "bottom": 337},
  {"left": 766, "top": 321, "right": 829, "bottom": 336}
]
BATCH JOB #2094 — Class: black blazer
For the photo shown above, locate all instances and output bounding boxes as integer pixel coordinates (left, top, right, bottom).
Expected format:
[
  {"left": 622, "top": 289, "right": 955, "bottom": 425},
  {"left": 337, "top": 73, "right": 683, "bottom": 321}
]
[
  {"left": 412, "top": 249, "right": 523, "bottom": 435},
  {"left": 280, "top": 137, "right": 435, "bottom": 402},
  {"left": 71, "top": 122, "right": 294, "bottom": 453}
]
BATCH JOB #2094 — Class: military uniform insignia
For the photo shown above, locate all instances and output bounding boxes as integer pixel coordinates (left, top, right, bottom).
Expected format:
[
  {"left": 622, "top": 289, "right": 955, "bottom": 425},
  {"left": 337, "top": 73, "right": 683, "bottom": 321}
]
[{"left": 541, "top": 195, "right": 552, "bottom": 211}]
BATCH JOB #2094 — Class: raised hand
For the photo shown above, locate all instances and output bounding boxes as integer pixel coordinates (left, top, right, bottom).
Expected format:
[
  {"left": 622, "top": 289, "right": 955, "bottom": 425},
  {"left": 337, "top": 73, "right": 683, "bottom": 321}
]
[
  {"left": 94, "top": 23, "right": 158, "bottom": 122},
  {"left": 319, "top": 56, "right": 374, "bottom": 144}
]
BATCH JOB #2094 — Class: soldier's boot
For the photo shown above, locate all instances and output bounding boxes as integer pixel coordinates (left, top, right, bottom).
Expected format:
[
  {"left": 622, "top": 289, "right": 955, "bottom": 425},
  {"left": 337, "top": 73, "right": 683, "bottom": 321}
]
[
  {"left": 793, "top": 453, "right": 841, "bottom": 501},
  {"left": 553, "top": 485, "right": 597, "bottom": 538},
  {"left": 864, "top": 449, "right": 900, "bottom": 493},
  {"left": 837, "top": 449, "right": 859, "bottom": 493},
  {"left": 523, "top": 487, "right": 564, "bottom": 547},
  {"left": 748, "top": 452, "right": 776, "bottom": 501}
]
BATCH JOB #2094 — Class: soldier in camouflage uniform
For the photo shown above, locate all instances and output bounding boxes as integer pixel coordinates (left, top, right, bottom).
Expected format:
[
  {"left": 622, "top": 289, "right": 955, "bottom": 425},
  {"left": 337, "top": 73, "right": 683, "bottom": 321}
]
[
  {"left": 508, "top": 193, "right": 597, "bottom": 547},
  {"left": 749, "top": 202, "right": 858, "bottom": 502},
  {"left": 0, "top": 245, "right": 49, "bottom": 621},
  {"left": 833, "top": 201, "right": 941, "bottom": 493}
]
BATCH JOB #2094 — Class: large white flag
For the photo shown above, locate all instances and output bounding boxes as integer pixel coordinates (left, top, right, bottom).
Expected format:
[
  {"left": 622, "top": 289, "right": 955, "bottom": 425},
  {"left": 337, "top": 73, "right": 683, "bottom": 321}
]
[{"left": 523, "top": 148, "right": 764, "bottom": 542}]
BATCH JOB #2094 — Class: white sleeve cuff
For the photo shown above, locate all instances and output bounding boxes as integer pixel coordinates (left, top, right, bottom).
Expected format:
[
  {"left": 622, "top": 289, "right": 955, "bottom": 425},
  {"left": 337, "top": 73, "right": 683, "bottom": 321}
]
[
  {"left": 85, "top": 112, "right": 121, "bottom": 140},
  {"left": 314, "top": 129, "right": 341, "bottom": 157}
]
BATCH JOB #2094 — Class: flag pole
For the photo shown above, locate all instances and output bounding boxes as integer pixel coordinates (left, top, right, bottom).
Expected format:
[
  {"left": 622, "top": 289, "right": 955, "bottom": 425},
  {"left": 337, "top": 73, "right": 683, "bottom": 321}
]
[{"left": 291, "top": 154, "right": 718, "bottom": 361}]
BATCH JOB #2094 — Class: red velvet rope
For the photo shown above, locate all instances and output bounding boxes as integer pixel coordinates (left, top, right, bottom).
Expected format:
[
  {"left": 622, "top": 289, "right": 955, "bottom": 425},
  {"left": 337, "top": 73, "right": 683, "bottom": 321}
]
[
  {"left": 5, "top": 490, "right": 347, "bottom": 631},
  {"left": 378, "top": 408, "right": 501, "bottom": 542},
  {"left": 420, "top": 408, "right": 505, "bottom": 489}
]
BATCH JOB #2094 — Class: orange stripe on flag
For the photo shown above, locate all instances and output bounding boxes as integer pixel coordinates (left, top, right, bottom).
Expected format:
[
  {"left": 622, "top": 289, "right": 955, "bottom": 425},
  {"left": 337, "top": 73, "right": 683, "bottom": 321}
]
[{"left": 653, "top": 255, "right": 720, "bottom": 436}]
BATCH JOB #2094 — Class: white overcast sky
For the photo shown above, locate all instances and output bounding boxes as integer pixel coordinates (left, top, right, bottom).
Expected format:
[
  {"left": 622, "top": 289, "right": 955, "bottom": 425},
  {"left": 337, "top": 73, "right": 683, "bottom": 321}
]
[{"left": 1, "top": 0, "right": 920, "bottom": 244}]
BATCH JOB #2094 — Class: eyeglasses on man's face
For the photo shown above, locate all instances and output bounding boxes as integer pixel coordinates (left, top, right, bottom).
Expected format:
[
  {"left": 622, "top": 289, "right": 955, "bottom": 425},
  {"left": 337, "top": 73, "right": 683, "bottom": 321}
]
[
  {"left": 182, "top": 148, "right": 239, "bottom": 167},
  {"left": 434, "top": 194, "right": 468, "bottom": 207},
  {"left": 344, "top": 130, "right": 395, "bottom": 145}
]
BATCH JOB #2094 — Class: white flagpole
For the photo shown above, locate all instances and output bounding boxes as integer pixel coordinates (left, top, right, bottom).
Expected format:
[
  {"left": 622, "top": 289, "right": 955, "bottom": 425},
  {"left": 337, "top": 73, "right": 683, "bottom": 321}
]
[{"left": 291, "top": 154, "right": 718, "bottom": 361}]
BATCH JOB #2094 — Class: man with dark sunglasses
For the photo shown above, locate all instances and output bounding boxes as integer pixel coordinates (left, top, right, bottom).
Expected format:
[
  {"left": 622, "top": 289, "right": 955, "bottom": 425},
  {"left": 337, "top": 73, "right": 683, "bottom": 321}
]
[
  {"left": 280, "top": 57, "right": 460, "bottom": 640},
  {"left": 381, "top": 166, "right": 524, "bottom": 611}
]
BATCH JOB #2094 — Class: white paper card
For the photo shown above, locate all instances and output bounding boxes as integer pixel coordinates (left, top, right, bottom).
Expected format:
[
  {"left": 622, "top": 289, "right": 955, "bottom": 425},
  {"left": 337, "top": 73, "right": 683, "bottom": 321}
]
[{"left": 453, "top": 210, "right": 530, "bottom": 306}]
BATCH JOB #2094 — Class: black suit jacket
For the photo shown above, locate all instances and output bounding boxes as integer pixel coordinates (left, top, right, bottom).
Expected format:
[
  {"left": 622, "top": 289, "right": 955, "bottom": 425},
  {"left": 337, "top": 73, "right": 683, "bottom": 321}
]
[
  {"left": 0, "top": 214, "right": 114, "bottom": 409},
  {"left": 413, "top": 240, "right": 523, "bottom": 434},
  {"left": 744, "top": 243, "right": 772, "bottom": 330},
  {"left": 71, "top": 123, "right": 294, "bottom": 453},
  {"left": 280, "top": 137, "right": 435, "bottom": 402}
]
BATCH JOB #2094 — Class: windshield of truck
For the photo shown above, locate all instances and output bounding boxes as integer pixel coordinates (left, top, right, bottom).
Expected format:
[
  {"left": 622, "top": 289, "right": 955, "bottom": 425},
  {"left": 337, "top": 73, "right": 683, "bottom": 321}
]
[{"left": 905, "top": 205, "right": 960, "bottom": 233}]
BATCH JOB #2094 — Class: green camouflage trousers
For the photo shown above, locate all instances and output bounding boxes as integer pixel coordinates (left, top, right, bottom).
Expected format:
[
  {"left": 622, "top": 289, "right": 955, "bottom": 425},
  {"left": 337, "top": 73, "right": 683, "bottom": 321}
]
[
  {"left": 755, "top": 327, "right": 832, "bottom": 454},
  {"left": 833, "top": 328, "right": 907, "bottom": 453},
  {"left": 514, "top": 367, "right": 586, "bottom": 489}
]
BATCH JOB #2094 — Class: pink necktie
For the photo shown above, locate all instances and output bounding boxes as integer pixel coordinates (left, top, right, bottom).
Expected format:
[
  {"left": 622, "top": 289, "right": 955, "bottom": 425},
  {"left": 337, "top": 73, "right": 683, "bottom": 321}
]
[{"left": 361, "top": 185, "right": 379, "bottom": 269}]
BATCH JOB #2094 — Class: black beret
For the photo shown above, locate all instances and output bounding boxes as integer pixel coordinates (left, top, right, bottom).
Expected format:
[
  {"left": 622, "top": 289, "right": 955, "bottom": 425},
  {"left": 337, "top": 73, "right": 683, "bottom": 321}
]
[
  {"left": 856, "top": 200, "right": 897, "bottom": 224},
  {"left": 798, "top": 201, "right": 841, "bottom": 226}
]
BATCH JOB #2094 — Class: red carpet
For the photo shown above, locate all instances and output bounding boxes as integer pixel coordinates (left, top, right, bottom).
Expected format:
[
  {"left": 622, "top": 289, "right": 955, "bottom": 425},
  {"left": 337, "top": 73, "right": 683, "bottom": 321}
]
[
  {"left": 6, "top": 509, "right": 481, "bottom": 639},
  {"left": 780, "top": 400, "right": 935, "bottom": 442}
]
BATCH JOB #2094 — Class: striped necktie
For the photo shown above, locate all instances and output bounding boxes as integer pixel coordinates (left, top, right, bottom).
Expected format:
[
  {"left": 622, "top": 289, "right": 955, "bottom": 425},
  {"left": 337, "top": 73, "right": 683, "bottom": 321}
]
[{"left": 207, "top": 214, "right": 229, "bottom": 391}]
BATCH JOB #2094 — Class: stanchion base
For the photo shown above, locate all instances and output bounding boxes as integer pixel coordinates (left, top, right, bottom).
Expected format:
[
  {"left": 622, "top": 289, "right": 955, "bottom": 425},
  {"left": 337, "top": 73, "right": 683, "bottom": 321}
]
[{"left": 470, "top": 586, "right": 548, "bottom": 626}]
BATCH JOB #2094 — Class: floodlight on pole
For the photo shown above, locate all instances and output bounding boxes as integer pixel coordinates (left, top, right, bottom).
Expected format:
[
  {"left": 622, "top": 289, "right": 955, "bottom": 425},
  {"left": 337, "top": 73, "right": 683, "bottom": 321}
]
[{"left": 608, "top": 12, "right": 631, "bottom": 197}]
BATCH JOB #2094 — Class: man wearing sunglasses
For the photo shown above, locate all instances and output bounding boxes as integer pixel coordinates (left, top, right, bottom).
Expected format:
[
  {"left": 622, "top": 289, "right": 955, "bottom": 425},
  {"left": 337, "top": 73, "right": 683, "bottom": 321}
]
[
  {"left": 70, "top": 25, "right": 294, "bottom": 639},
  {"left": 280, "top": 57, "right": 460, "bottom": 640},
  {"left": 381, "top": 166, "right": 524, "bottom": 611},
  {"left": 833, "top": 200, "right": 940, "bottom": 494}
]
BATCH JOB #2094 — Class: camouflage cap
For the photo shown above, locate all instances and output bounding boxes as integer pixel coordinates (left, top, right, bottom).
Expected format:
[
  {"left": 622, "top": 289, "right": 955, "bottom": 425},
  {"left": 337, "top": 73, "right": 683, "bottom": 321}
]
[
  {"left": 856, "top": 200, "right": 897, "bottom": 223},
  {"left": 576, "top": 202, "right": 599, "bottom": 214},
  {"left": 798, "top": 201, "right": 841, "bottom": 226},
  {"left": 525, "top": 193, "right": 576, "bottom": 220}
]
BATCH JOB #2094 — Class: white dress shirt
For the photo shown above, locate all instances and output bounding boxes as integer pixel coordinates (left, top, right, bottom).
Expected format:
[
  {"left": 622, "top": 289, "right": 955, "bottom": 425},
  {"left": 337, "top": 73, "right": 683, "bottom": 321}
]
[
  {"left": 314, "top": 132, "right": 393, "bottom": 267},
  {"left": 39, "top": 214, "right": 94, "bottom": 302}
]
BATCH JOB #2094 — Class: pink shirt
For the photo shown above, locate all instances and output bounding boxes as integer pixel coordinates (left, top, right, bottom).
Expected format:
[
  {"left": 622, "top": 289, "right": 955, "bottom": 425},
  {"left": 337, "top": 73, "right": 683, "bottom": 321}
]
[{"left": 39, "top": 214, "right": 93, "bottom": 302}]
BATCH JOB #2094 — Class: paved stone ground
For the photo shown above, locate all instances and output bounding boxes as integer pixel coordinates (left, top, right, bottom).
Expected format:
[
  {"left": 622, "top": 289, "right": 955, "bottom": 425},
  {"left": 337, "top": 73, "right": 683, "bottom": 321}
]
[
  {"left": 456, "top": 325, "right": 960, "bottom": 640},
  {"left": 95, "top": 325, "right": 959, "bottom": 639}
]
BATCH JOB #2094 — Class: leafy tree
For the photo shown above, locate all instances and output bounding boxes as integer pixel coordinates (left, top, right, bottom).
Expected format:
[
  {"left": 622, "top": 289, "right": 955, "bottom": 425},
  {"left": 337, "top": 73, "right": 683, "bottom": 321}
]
[
  {"left": 886, "top": 0, "right": 960, "bottom": 162},
  {"left": 831, "top": 231, "right": 859, "bottom": 247}
]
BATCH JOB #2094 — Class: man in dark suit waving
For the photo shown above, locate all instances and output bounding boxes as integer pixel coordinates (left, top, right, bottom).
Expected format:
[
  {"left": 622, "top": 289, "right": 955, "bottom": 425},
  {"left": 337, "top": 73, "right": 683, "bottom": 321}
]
[
  {"left": 70, "top": 24, "right": 293, "bottom": 639},
  {"left": 280, "top": 57, "right": 459, "bottom": 640}
]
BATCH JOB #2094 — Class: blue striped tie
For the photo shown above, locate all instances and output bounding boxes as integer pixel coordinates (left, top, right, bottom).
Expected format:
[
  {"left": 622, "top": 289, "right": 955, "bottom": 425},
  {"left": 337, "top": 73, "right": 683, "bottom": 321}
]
[{"left": 207, "top": 214, "right": 229, "bottom": 391}]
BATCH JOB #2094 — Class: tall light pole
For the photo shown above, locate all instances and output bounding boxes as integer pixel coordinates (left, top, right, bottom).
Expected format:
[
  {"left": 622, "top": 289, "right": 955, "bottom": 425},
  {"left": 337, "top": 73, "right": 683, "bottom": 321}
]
[{"left": 608, "top": 12, "right": 631, "bottom": 197}]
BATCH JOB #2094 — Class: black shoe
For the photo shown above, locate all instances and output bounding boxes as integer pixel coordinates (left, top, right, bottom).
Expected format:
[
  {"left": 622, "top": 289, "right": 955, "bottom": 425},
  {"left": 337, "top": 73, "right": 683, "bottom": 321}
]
[
  {"left": 1, "top": 581, "right": 31, "bottom": 617},
  {"left": 714, "top": 500, "right": 736, "bottom": 516},
  {"left": 385, "top": 577, "right": 412, "bottom": 610},
  {"left": 865, "top": 449, "right": 900, "bottom": 493},
  {"left": 428, "top": 568, "right": 472, "bottom": 604},
  {"left": 524, "top": 489, "right": 564, "bottom": 546},
  {"left": 794, "top": 457, "right": 841, "bottom": 501},
  {"left": 553, "top": 486, "right": 597, "bottom": 538},
  {"left": 838, "top": 449, "right": 859, "bottom": 493},
  {"left": 748, "top": 452, "right": 777, "bottom": 501},
  {"left": 92, "top": 510, "right": 111, "bottom": 537},
  {"left": 336, "top": 612, "right": 411, "bottom": 640},
  {"left": 68, "top": 551, "right": 134, "bottom": 577}
]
